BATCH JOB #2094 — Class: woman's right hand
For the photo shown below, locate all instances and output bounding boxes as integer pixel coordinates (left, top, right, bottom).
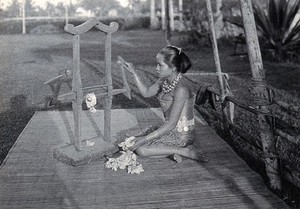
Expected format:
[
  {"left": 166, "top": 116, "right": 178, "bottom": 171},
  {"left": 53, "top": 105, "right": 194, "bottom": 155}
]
[
  {"left": 124, "top": 62, "right": 136, "bottom": 75},
  {"left": 117, "top": 56, "right": 136, "bottom": 75}
]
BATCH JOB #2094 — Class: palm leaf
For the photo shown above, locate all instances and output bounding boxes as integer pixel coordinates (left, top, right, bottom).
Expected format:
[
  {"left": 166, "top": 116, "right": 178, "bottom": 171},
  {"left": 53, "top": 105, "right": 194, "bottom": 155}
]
[
  {"left": 253, "top": 0, "right": 300, "bottom": 57},
  {"left": 269, "top": 0, "right": 278, "bottom": 36},
  {"left": 284, "top": 37, "right": 300, "bottom": 50},
  {"left": 284, "top": 18, "right": 300, "bottom": 44},
  {"left": 285, "top": 0, "right": 300, "bottom": 28},
  {"left": 253, "top": 3, "right": 274, "bottom": 43},
  {"left": 281, "top": 0, "right": 290, "bottom": 40},
  {"left": 278, "top": 0, "right": 288, "bottom": 39}
]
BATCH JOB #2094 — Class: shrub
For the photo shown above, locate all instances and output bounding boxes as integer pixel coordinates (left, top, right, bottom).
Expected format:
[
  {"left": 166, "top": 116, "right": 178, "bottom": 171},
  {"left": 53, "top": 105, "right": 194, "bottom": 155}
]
[
  {"left": 0, "top": 20, "right": 22, "bottom": 34},
  {"left": 120, "top": 16, "right": 150, "bottom": 30},
  {"left": 29, "top": 24, "right": 60, "bottom": 34},
  {"left": 0, "top": 16, "right": 150, "bottom": 35},
  {"left": 253, "top": 0, "right": 300, "bottom": 61}
]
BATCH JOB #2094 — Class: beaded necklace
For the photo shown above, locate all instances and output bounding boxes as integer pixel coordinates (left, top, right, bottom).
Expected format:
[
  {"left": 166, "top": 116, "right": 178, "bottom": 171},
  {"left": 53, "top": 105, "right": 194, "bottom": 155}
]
[{"left": 162, "top": 73, "right": 182, "bottom": 93}]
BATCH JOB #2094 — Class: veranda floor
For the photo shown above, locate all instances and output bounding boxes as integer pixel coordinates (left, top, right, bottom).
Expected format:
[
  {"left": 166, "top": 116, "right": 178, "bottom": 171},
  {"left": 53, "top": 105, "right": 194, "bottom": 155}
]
[{"left": 0, "top": 108, "right": 289, "bottom": 209}]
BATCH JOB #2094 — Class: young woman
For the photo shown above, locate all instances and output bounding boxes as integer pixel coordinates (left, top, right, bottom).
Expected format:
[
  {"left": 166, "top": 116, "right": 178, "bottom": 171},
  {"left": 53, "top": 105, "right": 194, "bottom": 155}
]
[{"left": 124, "top": 46, "right": 207, "bottom": 163}]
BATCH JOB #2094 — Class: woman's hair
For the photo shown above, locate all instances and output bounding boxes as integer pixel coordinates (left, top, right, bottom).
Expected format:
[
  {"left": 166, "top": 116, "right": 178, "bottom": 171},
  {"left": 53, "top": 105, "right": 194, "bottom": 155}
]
[{"left": 158, "top": 46, "right": 192, "bottom": 74}]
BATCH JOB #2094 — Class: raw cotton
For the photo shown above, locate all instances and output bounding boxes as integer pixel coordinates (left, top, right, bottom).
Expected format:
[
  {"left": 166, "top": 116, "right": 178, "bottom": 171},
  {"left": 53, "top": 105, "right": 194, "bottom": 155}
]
[{"left": 105, "top": 136, "right": 144, "bottom": 174}]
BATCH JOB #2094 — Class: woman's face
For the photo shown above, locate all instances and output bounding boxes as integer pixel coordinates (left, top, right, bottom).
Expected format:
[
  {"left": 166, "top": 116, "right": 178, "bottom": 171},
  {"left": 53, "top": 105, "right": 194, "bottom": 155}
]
[{"left": 156, "top": 54, "right": 174, "bottom": 78}]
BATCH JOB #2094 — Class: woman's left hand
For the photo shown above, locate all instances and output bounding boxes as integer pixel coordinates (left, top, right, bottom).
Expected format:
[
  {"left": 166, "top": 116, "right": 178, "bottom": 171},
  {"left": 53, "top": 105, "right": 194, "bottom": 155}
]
[{"left": 129, "top": 136, "right": 148, "bottom": 151}]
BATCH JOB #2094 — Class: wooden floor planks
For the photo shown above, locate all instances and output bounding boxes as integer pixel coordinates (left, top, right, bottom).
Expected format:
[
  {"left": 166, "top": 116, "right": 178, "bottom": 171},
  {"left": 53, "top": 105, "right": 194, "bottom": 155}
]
[{"left": 0, "top": 108, "right": 290, "bottom": 209}]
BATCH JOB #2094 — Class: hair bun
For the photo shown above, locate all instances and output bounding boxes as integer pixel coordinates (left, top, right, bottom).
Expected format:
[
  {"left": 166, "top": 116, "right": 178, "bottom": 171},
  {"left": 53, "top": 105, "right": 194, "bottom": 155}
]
[{"left": 179, "top": 51, "right": 192, "bottom": 73}]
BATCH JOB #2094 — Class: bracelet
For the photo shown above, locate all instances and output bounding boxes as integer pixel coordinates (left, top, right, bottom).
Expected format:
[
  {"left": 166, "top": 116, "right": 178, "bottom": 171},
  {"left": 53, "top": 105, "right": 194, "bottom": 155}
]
[{"left": 146, "top": 130, "right": 159, "bottom": 141}]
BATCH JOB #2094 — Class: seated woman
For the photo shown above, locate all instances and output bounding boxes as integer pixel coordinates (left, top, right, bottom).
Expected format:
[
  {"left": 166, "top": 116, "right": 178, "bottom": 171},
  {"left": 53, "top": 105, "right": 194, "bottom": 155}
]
[{"left": 124, "top": 46, "right": 207, "bottom": 163}]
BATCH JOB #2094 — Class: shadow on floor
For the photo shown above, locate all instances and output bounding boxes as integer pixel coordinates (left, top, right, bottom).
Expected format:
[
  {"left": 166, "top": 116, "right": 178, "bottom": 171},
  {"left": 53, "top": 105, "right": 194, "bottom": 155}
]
[{"left": 0, "top": 95, "right": 36, "bottom": 165}]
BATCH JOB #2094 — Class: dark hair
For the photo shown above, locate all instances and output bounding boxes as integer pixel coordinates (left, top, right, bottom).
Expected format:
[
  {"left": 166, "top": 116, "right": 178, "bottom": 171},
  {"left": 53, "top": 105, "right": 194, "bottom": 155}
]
[{"left": 158, "top": 46, "right": 192, "bottom": 74}]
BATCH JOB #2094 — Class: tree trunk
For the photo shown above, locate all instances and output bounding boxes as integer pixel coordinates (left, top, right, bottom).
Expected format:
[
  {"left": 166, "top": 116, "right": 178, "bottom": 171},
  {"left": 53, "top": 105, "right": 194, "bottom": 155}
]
[
  {"left": 215, "top": 0, "right": 223, "bottom": 39},
  {"left": 161, "top": 0, "right": 166, "bottom": 30},
  {"left": 239, "top": 0, "right": 282, "bottom": 191},
  {"left": 205, "top": 0, "right": 225, "bottom": 98},
  {"left": 65, "top": 1, "right": 69, "bottom": 25},
  {"left": 165, "top": 0, "right": 171, "bottom": 45},
  {"left": 178, "top": 0, "right": 183, "bottom": 22},
  {"left": 169, "top": 0, "right": 174, "bottom": 31},
  {"left": 22, "top": 0, "right": 26, "bottom": 34},
  {"left": 150, "top": 0, "right": 156, "bottom": 29}
]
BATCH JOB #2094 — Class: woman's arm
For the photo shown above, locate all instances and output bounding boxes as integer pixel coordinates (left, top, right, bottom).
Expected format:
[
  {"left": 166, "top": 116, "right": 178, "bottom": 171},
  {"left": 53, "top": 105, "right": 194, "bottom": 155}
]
[
  {"left": 124, "top": 62, "right": 161, "bottom": 98},
  {"left": 133, "top": 73, "right": 161, "bottom": 98},
  {"left": 130, "top": 85, "right": 189, "bottom": 150}
]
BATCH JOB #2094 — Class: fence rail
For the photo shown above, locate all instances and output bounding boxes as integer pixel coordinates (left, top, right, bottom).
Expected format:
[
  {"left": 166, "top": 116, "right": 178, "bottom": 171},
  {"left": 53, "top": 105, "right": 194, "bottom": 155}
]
[
  {"left": 1, "top": 16, "right": 90, "bottom": 22},
  {"left": 196, "top": 88, "right": 300, "bottom": 189}
]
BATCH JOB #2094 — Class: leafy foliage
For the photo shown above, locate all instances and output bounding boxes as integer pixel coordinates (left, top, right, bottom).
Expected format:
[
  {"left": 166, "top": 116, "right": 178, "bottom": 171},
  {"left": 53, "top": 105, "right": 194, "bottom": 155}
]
[
  {"left": 5, "top": 0, "right": 20, "bottom": 17},
  {"left": 79, "top": 0, "right": 121, "bottom": 17},
  {"left": 253, "top": 0, "right": 300, "bottom": 60}
]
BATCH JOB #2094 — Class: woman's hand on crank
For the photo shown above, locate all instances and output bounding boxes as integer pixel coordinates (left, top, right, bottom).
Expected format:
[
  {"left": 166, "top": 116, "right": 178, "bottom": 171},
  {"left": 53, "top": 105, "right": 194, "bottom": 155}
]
[{"left": 124, "top": 62, "right": 136, "bottom": 75}]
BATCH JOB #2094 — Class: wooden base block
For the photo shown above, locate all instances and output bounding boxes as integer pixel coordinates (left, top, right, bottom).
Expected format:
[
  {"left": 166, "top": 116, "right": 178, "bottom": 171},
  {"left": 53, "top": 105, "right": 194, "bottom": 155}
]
[{"left": 53, "top": 137, "right": 119, "bottom": 166}]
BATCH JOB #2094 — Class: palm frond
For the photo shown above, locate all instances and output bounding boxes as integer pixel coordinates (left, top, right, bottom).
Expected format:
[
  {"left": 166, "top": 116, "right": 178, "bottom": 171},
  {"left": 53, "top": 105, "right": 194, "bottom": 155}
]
[
  {"left": 280, "top": 0, "right": 289, "bottom": 40},
  {"left": 253, "top": 3, "right": 273, "bottom": 42},
  {"left": 284, "top": 19, "right": 300, "bottom": 44},
  {"left": 285, "top": 0, "right": 300, "bottom": 28},
  {"left": 253, "top": 0, "right": 300, "bottom": 58},
  {"left": 269, "top": 0, "right": 278, "bottom": 34}
]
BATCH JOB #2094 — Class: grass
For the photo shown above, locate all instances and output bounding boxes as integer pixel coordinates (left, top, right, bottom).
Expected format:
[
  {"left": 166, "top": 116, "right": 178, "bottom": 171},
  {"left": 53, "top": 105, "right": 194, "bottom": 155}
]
[{"left": 0, "top": 30, "right": 299, "bottom": 207}]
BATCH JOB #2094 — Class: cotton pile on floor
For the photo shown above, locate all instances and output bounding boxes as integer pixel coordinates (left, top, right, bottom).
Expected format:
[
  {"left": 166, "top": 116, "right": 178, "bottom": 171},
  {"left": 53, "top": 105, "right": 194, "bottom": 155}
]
[{"left": 105, "top": 136, "right": 144, "bottom": 174}]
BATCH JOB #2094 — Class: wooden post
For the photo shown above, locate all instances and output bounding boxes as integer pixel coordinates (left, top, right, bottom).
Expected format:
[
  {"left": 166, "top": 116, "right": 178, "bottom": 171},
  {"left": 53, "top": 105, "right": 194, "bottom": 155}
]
[
  {"left": 239, "top": 0, "right": 281, "bottom": 191},
  {"left": 65, "top": 0, "right": 69, "bottom": 25},
  {"left": 205, "top": 0, "right": 231, "bottom": 133},
  {"left": 161, "top": 0, "right": 166, "bottom": 30},
  {"left": 104, "top": 32, "right": 112, "bottom": 142},
  {"left": 72, "top": 34, "right": 83, "bottom": 151},
  {"left": 169, "top": 0, "right": 174, "bottom": 31},
  {"left": 53, "top": 18, "right": 124, "bottom": 166},
  {"left": 205, "top": 0, "right": 225, "bottom": 99},
  {"left": 178, "top": 0, "right": 183, "bottom": 23},
  {"left": 215, "top": 0, "right": 224, "bottom": 39},
  {"left": 94, "top": 21, "right": 119, "bottom": 143},
  {"left": 22, "top": 0, "right": 26, "bottom": 34},
  {"left": 165, "top": 0, "right": 171, "bottom": 44},
  {"left": 150, "top": 0, "right": 156, "bottom": 29}
]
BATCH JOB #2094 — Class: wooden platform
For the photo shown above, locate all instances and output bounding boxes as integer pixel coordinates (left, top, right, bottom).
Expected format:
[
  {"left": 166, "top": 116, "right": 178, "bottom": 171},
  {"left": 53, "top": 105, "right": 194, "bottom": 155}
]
[{"left": 0, "top": 108, "right": 289, "bottom": 209}]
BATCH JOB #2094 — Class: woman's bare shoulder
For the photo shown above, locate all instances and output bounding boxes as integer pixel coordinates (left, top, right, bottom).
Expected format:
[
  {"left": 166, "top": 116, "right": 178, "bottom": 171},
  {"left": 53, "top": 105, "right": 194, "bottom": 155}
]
[{"left": 174, "top": 82, "right": 190, "bottom": 99}]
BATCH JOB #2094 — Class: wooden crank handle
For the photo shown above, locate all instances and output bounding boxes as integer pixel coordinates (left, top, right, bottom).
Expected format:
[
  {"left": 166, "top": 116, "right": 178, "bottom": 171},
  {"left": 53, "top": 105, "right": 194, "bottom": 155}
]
[{"left": 43, "top": 74, "right": 63, "bottom": 85}]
